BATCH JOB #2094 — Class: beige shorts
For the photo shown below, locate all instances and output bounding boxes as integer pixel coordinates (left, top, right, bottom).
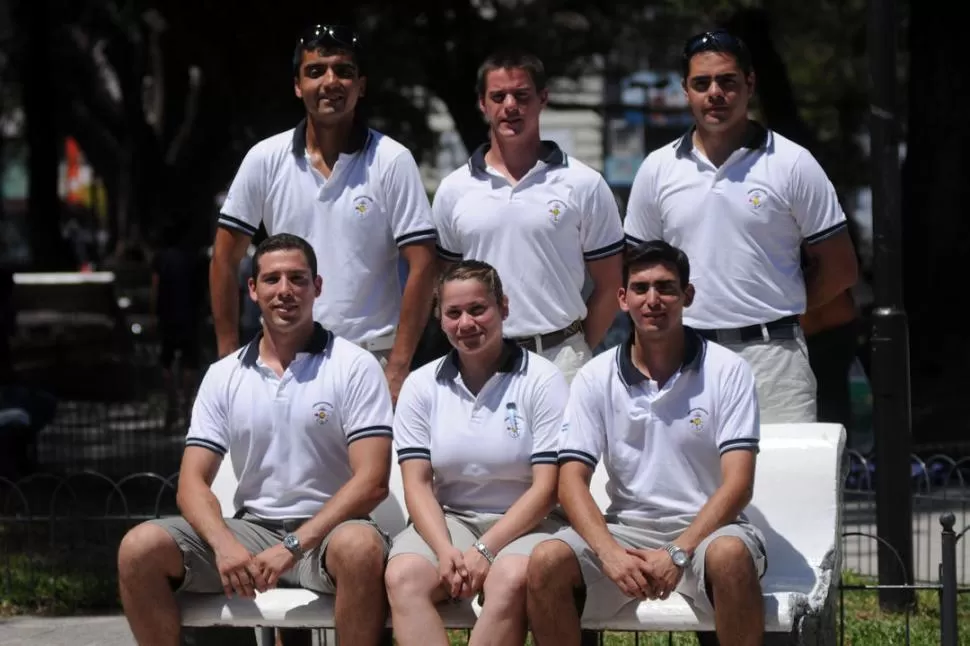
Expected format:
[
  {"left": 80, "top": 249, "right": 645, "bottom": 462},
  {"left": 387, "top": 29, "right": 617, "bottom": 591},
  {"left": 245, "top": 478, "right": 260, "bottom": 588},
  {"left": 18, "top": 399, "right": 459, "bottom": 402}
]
[
  {"left": 553, "top": 520, "right": 767, "bottom": 619},
  {"left": 388, "top": 508, "right": 567, "bottom": 565},
  {"left": 541, "top": 333, "right": 591, "bottom": 385},
  {"left": 726, "top": 334, "right": 817, "bottom": 424},
  {"left": 151, "top": 515, "right": 390, "bottom": 595}
]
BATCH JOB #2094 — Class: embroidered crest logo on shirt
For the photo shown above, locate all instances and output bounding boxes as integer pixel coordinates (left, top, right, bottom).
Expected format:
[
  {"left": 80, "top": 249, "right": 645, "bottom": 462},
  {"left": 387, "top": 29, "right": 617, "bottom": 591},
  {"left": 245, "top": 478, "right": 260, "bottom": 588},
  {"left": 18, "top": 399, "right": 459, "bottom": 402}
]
[
  {"left": 505, "top": 402, "right": 523, "bottom": 438},
  {"left": 352, "top": 195, "right": 374, "bottom": 216},
  {"left": 746, "top": 188, "right": 768, "bottom": 210},
  {"left": 547, "top": 199, "right": 567, "bottom": 224},
  {"left": 688, "top": 407, "right": 709, "bottom": 432},
  {"left": 312, "top": 401, "right": 334, "bottom": 425}
]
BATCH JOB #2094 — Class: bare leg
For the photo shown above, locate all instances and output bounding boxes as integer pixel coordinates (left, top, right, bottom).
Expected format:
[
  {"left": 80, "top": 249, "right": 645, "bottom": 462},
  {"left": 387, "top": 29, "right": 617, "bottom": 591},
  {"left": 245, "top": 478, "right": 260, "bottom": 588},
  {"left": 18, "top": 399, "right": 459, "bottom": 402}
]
[
  {"left": 385, "top": 554, "right": 451, "bottom": 646},
  {"left": 706, "top": 537, "right": 764, "bottom": 646},
  {"left": 117, "top": 522, "right": 185, "bottom": 646},
  {"left": 525, "top": 540, "right": 584, "bottom": 646},
  {"left": 469, "top": 555, "right": 529, "bottom": 646},
  {"left": 325, "top": 523, "right": 390, "bottom": 646}
]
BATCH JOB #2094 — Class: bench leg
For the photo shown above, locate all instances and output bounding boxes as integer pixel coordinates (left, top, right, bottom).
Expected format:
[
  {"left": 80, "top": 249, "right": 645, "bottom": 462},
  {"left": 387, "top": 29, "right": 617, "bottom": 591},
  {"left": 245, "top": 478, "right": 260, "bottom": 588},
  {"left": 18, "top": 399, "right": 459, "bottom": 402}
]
[
  {"left": 695, "top": 632, "right": 719, "bottom": 646},
  {"left": 580, "top": 629, "right": 599, "bottom": 645},
  {"left": 180, "top": 626, "right": 259, "bottom": 646},
  {"left": 278, "top": 628, "right": 313, "bottom": 645}
]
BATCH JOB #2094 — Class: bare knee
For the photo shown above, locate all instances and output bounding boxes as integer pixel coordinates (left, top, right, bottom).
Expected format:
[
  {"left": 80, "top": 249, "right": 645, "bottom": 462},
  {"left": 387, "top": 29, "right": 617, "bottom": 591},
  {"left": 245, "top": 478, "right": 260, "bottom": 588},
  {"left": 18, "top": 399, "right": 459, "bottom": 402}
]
[
  {"left": 325, "top": 523, "right": 386, "bottom": 584},
  {"left": 385, "top": 555, "right": 440, "bottom": 605},
  {"left": 483, "top": 556, "right": 528, "bottom": 605},
  {"left": 118, "top": 522, "right": 182, "bottom": 581},
  {"left": 704, "top": 536, "right": 758, "bottom": 590},
  {"left": 527, "top": 539, "right": 581, "bottom": 593}
]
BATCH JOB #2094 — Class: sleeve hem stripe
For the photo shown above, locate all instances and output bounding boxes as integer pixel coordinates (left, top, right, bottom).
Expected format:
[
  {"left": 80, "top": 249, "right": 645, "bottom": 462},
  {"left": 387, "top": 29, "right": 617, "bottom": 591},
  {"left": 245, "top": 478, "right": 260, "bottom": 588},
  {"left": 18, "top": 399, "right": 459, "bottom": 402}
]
[
  {"left": 396, "top": 229, "right": 438, "bottom": 246},
  {"left": 217, "top": 215, "right": 259, "bottom": 236},
  {"left": 436, "top": 245, "right": 462, "bottom": 261},
  {"left": 185, "top": 438, "right": 227, "bottom": 456},
  {"left": 625, "top": 233, "right": 646, "bottom": 246},
  {"left": 347, "top": 426, "right": 393, "bottom": 442},
  {"left": 805, "top": 221, "right": 847, "bottom": 244},
  {"left": 583, "top": 239, "right": 626, "bottom": 260}
]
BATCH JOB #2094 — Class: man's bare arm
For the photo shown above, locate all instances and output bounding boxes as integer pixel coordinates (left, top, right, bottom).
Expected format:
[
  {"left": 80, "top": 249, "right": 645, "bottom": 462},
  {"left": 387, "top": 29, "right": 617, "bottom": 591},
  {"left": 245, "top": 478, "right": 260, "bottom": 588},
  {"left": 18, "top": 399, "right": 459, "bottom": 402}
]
[
  {"left": 209, "top": 227, "right": 253, "bottom": 358},
  {"left": 293, "top": 436, "right": 391, "bottom": 551},
  {"left": 803, "top": 229, "right": 858, "bottom": 312},
  {"left": 583, "top": 254, "right": 623, "bottom": 349},
  {"left": 385, "top": 241, "right": 437, "bottom": 401},
  {"left": 673, "top": 449, "right": 757, "bottom": 556},
  {"left": 177, "top": 447, "right": 239, "bottom": 553}
]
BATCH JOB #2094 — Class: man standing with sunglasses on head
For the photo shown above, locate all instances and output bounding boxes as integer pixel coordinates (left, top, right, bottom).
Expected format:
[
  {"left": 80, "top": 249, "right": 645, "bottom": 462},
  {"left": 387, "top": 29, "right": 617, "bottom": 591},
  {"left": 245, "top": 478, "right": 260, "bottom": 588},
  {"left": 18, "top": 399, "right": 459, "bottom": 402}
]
[
  {"left": 210, "top": 25, "right": 437, "bottom": 405},
  {"left": 623, "top": 29, "right": 859, "bottom": 423}
]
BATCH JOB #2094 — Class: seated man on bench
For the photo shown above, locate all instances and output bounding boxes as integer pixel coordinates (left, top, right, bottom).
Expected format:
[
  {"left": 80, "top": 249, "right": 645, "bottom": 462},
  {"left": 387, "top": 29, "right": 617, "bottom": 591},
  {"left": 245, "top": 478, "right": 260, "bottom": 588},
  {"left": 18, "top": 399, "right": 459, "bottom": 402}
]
[
  {"left": 526, "top": 241, "right": 767, "bottom": 646},
  {"left": 117, "top": 233, "right": 394, "bottom": 646}
]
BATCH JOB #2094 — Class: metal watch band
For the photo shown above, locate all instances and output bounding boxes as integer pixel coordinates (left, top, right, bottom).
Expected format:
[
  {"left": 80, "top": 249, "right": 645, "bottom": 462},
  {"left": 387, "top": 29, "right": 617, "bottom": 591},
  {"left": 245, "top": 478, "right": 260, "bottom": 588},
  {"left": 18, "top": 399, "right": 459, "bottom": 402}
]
[{"left": 473, "top": 541, "right": 496, "bottom": 564}]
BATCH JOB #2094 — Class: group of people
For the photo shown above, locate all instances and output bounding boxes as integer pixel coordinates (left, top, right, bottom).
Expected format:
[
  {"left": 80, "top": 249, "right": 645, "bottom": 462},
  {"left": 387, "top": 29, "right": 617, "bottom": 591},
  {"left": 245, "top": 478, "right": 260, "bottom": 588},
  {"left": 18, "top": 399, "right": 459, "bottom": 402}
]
[{"left": 116, "top": 22, "right": 858, "bottom": 646}]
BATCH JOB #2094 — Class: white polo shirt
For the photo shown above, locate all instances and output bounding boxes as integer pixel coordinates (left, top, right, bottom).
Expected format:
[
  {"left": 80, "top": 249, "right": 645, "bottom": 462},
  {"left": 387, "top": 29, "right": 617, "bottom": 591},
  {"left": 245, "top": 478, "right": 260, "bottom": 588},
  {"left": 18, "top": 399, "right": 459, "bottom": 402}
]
[
  {"left": 433, "top": 142, "right": 625, "bottom": 338},
  {"left": 623, "top": 124, "right": 847, "bottom": 329},
  {"left": 393, "top": 343, "right": 568, "bottom": 514},
  {"left": 186, "top": 323, "right": 394, "bottom": 519},
  {"left": 219, "top": 121, "right": 437, "bottom": 343},
  {"left": 559, "top": 330, "right": 760, "bottom": 526}
]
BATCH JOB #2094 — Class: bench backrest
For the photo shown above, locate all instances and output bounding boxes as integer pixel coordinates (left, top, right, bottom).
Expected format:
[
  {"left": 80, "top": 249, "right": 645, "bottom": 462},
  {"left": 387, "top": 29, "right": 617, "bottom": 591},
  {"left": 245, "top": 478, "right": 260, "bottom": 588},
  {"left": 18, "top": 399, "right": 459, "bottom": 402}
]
[{"left": 210, "top": 422, "right": 844, "bottom": 591}]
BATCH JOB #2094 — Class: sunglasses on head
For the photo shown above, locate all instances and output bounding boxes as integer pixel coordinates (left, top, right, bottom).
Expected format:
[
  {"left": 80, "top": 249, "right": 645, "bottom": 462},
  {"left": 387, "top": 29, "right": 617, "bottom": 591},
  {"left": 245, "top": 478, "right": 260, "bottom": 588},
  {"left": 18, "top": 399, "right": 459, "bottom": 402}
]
[
  {"left": 683, "top": 29, "right": 746, "bottom": 58},
  {"left": 297, "top": 24, "right": 360, "bottom": 50}
]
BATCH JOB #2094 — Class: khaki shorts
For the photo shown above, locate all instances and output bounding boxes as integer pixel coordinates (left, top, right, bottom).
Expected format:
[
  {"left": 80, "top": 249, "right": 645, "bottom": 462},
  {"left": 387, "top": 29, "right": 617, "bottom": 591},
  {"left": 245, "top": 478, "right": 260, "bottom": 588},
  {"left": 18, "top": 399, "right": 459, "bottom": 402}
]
[
  {"left": 151, "top": 515, "right": 390, "bottom": 595},
  {"left": 727, "top": 334, "right": 817, "bottom": 424},
  {"left": 388, "top": 509, "right": 567, "bottom": 565},
  {"left": 553, "top": 520, "right": 767, "bottom": 619}
]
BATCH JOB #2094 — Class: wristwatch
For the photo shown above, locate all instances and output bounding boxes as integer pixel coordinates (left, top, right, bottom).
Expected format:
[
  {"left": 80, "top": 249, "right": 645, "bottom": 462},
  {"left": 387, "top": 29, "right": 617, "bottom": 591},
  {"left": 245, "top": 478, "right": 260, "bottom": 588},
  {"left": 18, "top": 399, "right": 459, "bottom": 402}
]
[
  {"left": 282, "top": 533, "right": 304, "bottom": 557},
  {"left": 473, "top": 541, "right": 496, "bottom": 565},
  {"left": 663, "top": 543, "right": 690, "bottom": 568}
]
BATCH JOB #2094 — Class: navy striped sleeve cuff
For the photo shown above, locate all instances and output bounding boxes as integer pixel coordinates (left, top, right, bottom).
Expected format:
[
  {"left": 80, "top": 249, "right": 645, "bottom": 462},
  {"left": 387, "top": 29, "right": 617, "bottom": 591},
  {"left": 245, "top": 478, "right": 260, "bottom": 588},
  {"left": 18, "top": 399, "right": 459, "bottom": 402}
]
[
  {"left": 397, "top": 447, "right": 431, "bottom": 462},
  {"left": 396, "top": 228, "right": 438, "bottom": 247},
  {"left": 186, "top": 437, "right": 227, "bottom": 456},
  {"left": 805, "top": 221, "right": 847, "bottom": 244},
  {"left": 347, "top": 425, "right": 393, "bottom": 444},
  {"left": 719, "top": 438, "right": 760, "bottom": 455},
  {"left": 583, "top": 239, "right": 626, "bottom": 261},
  {"left": 558, "top": 449, "right": 597, "bottom": 468},
  {"left": 624, "top": 233, "right": 645, "bottom": 247},
  {"left": 531, "top": 451, "right": 559, "bottom": 465},
  {"left": 217, "top": 215, "right": 259, "bottom": 236},
  {"left": 436, "top": 244, "right": 462, "bottom": 262}
]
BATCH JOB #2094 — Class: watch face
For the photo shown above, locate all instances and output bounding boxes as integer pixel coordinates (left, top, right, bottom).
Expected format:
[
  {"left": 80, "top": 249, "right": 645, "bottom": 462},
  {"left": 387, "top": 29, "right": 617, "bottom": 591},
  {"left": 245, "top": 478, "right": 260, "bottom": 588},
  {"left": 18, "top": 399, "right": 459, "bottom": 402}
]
[
  {"left": 673, "top": 550, "right": 689, "bottom": 567},
  {"left": 284, "top": 535, "right": 299, "bottom": 550}
]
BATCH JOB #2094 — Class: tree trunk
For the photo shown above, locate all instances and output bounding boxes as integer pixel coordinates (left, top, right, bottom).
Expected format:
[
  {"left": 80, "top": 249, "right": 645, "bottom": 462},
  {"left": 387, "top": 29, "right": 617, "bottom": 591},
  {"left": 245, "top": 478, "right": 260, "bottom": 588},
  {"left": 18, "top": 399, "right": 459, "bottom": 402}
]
[
  {"left": 900, "top": 0, "right": 970, "bottom": 443},
  {"left": 20, "top": 0, "right": 66, "bottom": 270}
]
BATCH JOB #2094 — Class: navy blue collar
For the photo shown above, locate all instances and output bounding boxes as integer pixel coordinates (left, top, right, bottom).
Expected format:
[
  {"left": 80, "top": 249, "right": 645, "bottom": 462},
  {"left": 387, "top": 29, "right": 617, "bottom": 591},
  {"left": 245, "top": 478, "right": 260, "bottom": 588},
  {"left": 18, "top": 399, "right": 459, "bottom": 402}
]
[
  {"left": 616, "top": 327, "right": 704, "bottom": 387},
  {"left": 467, "top": 140, "right": 566, "bottom": 175},
  {"left": 674, "top": 120, "right": 768, "bottom": 158},
  {"left": 435, "top": 340, "right": 528, "bottom": 382},
  {"left": 291, "top": 118, "right": 371, "bottom": 157},
  {"left": 239, "top": 322, "right": 332, "bottom": 368}
]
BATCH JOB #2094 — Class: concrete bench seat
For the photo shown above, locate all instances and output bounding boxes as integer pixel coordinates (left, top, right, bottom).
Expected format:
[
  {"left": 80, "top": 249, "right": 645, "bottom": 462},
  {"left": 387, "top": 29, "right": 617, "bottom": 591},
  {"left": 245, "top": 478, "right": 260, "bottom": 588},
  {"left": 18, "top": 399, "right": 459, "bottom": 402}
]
[{"left": 179, "top": 423, "right": 845, "bottom": 642}]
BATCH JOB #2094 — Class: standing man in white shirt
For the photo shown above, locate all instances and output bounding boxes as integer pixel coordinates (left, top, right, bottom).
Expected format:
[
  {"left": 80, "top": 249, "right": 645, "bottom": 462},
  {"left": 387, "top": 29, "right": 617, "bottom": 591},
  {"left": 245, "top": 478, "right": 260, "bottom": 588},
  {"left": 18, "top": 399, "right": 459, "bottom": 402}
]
[
  {"left": 118, "top": 233, "right": 395, "bottom": 646},
  {"left": 209, "top": 24, "right": 437, "bottom": 403},
  {"left": 433, "top": 49, "right": 625, "bottom": 383},
  {"left": 623, "top": 29, "right": 858, "bottom": 423}
]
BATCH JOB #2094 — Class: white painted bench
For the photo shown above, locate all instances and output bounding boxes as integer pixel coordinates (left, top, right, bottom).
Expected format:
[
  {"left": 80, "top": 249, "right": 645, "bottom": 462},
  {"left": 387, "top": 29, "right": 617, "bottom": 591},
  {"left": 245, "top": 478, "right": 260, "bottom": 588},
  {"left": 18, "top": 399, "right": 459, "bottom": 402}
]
[{"left": 179, "top": 422, "right": 845, "bottom": 642}]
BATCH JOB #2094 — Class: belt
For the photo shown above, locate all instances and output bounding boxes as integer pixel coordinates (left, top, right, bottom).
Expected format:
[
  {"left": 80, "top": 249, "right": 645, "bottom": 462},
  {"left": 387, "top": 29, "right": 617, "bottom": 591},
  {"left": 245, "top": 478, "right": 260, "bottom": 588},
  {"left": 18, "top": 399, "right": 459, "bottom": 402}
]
[
  {"left": 512, "top": 320, "right": 583, "bottom": 353},
  {"left": 358, "top": 332, "right": 396, "bottom": 353},
  {"left": 235, "top": 510, "right": 308, "bottom": 533},
  {"left": 696, "top": 315, "right": 800, "bottom": 344}
]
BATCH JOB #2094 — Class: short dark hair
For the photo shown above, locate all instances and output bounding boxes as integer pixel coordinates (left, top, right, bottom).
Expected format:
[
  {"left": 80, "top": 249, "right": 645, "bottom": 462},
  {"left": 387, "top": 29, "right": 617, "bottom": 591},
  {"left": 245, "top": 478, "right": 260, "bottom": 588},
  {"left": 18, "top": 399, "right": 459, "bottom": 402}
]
[
  {"left": 252, "top": 233, "right": 317, "bottom": 280},
  {"left": 292, "top": 24, "right": 365, "bottom": 78},
  {"left": 476, "top": 48, "right": 547, "bottom": 97},
  {"left": 681, "top": 29, "right": 753, "bottom": 79},
  {"left": 623, "top": 241, "right": 691, "bottom": 289}
]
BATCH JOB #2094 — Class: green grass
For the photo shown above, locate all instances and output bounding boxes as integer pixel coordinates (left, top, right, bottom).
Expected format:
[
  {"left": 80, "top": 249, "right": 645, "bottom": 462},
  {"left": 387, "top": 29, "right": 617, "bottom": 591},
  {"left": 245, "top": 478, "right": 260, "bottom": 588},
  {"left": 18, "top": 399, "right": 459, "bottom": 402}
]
[{"left": 2, "top": 559, "right": 968, "bottom": 644}]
